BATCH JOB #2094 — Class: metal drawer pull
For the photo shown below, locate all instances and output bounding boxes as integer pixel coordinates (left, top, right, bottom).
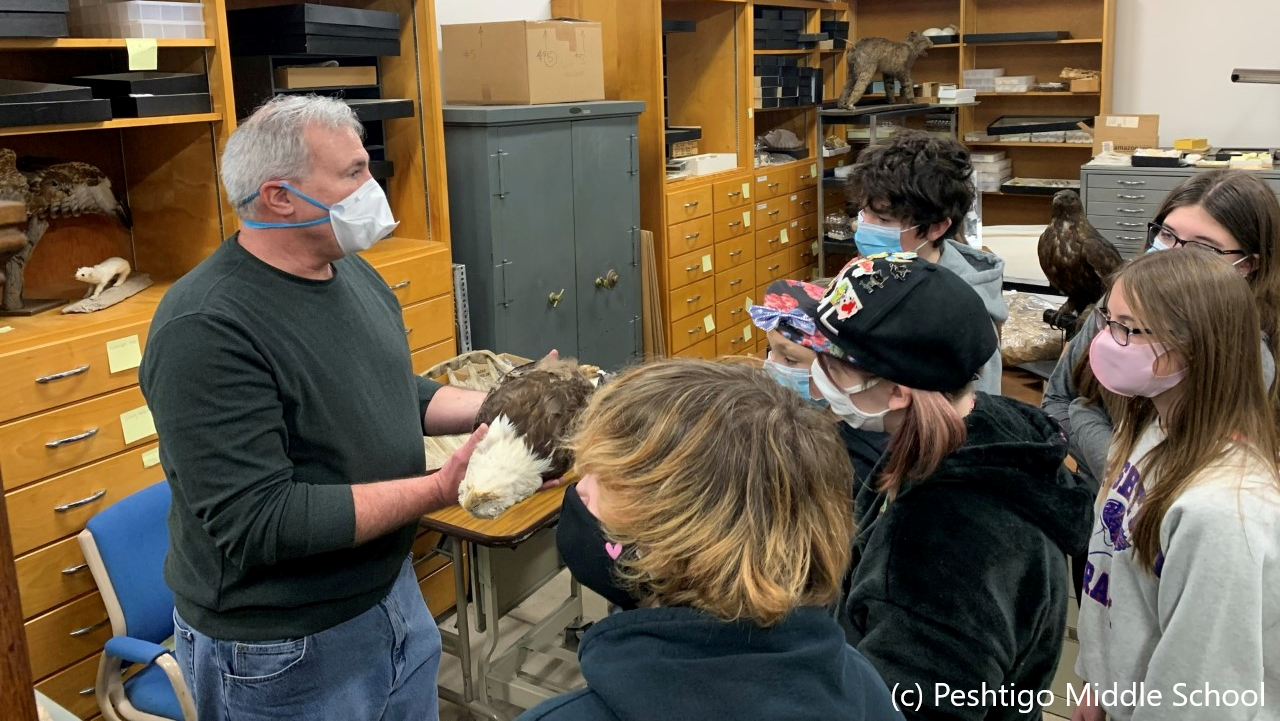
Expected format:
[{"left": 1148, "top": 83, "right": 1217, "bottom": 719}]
[
  {"left": 548, "top": 289, "right": 565, "bottom": 308},
  {"left": 1117, "top": 208, "right": 1143, "bottom": 214},
  {"left": 767, "top": 210, "right": 780, "bottom": 217},
  {"left": 688, "top": 327, "right": 701, "bottom": 335},
  {"left": 1118, "top": 180, "right": 1146, "bottom": 186},
  {"left": 69, "top": 618, "right": 110, "bottom": 637},
  {"left": 684, "top": 232, "right": 701, "bottom": 240},
  {"left": 801, "top": 200, "right": 813, "bottom": 206},
  {"left": 799, "top": 174, "right": 812, "bottom": 180},
  {"left": 62, "top": 562, "right": 90, "bottom": 575},
  {"left": 1118, "top": 236, "right": 1142, "bottom": 242},
  {"left": 685, "top": 264, "right": 699, "bottom": 272},
  {"left": 46, "top": 428, "right": 98, "bottom": 449},
  {"left": 1117, "top": 194, "right": 1146, "bottom": 200},
  {"left": 387, "top": 280, "right": 411, "bottom": 291},
  {"left": 403, "top": 328, "right": 412, "bottom": 335},
  {"left": 1117, "top": 221, "right": 1143, "bottom": 228},
  {"left": 683, "top": 201, "right": 700, "bottom": 209},
  {"left": 768, "top": 264, "right": 781, "bottom": 272},
  {"left": 728, "top": 250, "right": 743, "bottom": 257},
  {"left": 727, "top": 191, "right": 741, "bottom": 198},
  {"left": 767, "top": 182, "right": 780, "bottom": 189},
  {"left": 55, "top": 489, "right": 106, "bottom": 513},
  {"left": 731, "top": 308, "right": 743, "bottom": 316},
  {"left": 36, "top": 365, "right": 91, "bottom": 384},
  {"left": 728, "top": 221, "right": 742, "bottom": 228},
  {"left": 768, "top": 237, "right": 779, "bottom": 244},
  {"left": 79, "top": 686, "right": 95, "bottom": 697},
  {"left": 729, "top": 279, "right": 743, "bottom": 286},
  {"left": 685, "top": 295, "right": 701, "bottom": 304}
]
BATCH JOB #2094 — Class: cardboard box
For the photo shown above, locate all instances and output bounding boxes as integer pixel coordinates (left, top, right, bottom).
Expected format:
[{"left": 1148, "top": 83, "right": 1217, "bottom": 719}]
[
  {"left": 274, "top": 66, "right": 378, "bottom": 90},
  {"left": 442, "top": 19, "right": 604, "bottom": 105},
  {"left": 1091, "top": 114, "right": 1160, "bottom": 155},
  {"left": 1071, "top": 77, "right": 1100, "bottom": 93}
]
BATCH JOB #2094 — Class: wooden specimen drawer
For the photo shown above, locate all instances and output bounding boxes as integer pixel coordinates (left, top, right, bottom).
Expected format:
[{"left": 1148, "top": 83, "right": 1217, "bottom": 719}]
[
  {"left": 753, "top": 167, "right": 792, "bottom": 200},
  {"left": 712, "top": 176, "right": 754, "bottom": 212},
  {"left": 0, "top": 318, "right": 151, "bottom": 426},
  {"left": 411, "top": 340, "right": 456, "bottom": 376},
  {"left": 26, "top": 591, "right": 111, "bottom": 680},
  {"left": 757, "top": 249, "right": 790, "bottom": 286},
  {"left": 8, "top": 443, "right": 163, "bottom": 556},
  {"left": 792, "top": 188, "right": 817, "bottom": 220},
  {"left": 667, "top": 248, "right": 715, "bottom": 291},
  {"left": 667, "top": 276, "right": 715, "bottom": 324},
  {"left": 753, "top": 196, "right": 792, "bottom": 229},
  {"left": 797, "top": 217, "right": 820, "bottom": 241},
  {"left": 666, "top": 214, "right": 715, "bottom": 258},
  {"left": 420, "top": 562, "right": 459, "bottom": 618},
  {"left": 717, "top": 322, "right": 755, "bottom": 356},
  {"left": 713, "top": 208, "right": 753, "bottom": 243},
  {"left": 16, "top": 535, "right": 96, "bottom": 620},
  {"left": 0, "top": 386, "right": 155, "bottom": 491},
  {"left": 794, "top": 161, "right": 820, "bottom": 190},
  {"left": 755, "top": 222, "right": 788, "bottom": 258},
  {"left": 367, "top": 246, "right": 452, "bottom": 307},
  {"left": 402, "top": 295, "right": 453, "bottom": 352},
  {"left": 791, "top": 242, "right": 819, "bottom": 272},
  {"left": 714, "top": 234, "right": 755, "bottom": 271},
  {"left": 666, "top": 184, "right": 714, "bottom": 223},
  {"left": 715, "top": 293, "right": 752, "bottom": 332},
  {"left": 715, "top": 265, "right": 755, "bottom": 303},
  {"left": 34, "top": 651, "right": 100, "bottom": 720},
  {"left": 670, "top": 312, "right": 714, "bottom": 354},
  {"left": 673, "top": 335, "right": 716, "bottom": 360}
]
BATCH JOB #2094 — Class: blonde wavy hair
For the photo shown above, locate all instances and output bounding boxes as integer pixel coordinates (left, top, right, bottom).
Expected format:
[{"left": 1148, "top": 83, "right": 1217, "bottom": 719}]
[{"left": 569, "top": 358, "right": 854, "bottom": 626}]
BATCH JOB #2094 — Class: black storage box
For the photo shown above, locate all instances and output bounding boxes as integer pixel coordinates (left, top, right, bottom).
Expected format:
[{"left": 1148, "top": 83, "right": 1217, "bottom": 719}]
[
  {"left": 228, "top": 3, "right": 398, "bottom": 34},
  {"left": 754, "top": 76, "right": 780, "bottom": 87},
  {"left": 756, "top": 8, "right": 781, "bottom": 20},
  {"left": 0, "top": 98, "right": 111, "bottom": 128},
  {"left": 0, "top": 0, "right": 68, "bottom": 10},
  {"left": 231, "top": 34, "right": 399, "bottom": 57},
  {"left": 73, "top": 72, "right": 209, "bottom": 98},
  {"left": 0, "top": 79, "right": 92, "bottom": 104},
  {"left": 780, "top": 20, "right": 804, "bottom": 31},
  {"left": 964, "top": 31, "right": 1071, "bottom": 44},
  {"left": 778, "top": 65, "right": 800, "bottom": 77},
  {"left": 665, "top": 126, "right": 702, "bottom": 144},
  {"left": 0, "top": 11, "right": 68, "bottom": 37},
  {"left": 780, "top": 9, "right": 805, "bottom": 21},
  {"left": 755, "top": 18, "right": 780, "bottom": 30},
  {"left": 368, "top": 159, "right": 395, "bottom": 180},
  {"left": 662, "top": 20, "right": 696, "bottom": 34},
  {"left": 987, "top": 115, "right": 1094, "bottom": 135},
  {"left": 758, "top": 97, "right": 780, "bottom": 109},
  {"left": 344, "top": 98, "right": 414, "bottom": 122},
  {"left": 110, "top": 93, "right": 212, "bottom": 118},
  {"left": 776, "top": 56, "right": 799, "bottom": 67},
  {"left": 779, "top": 97, "right": 799, "bottom": 107}
]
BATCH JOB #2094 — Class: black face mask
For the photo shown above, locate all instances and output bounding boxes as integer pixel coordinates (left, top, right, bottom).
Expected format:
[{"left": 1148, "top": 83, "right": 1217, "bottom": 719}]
[{"left": 556, "top": 483, "right": 638, "bottom": 610}]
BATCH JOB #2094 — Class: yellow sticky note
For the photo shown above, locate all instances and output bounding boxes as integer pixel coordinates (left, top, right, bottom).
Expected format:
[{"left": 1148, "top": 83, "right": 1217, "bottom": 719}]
[
  {"left": 741, "top": 182, "right": 751, "bottom": 200},
  {"left": 745, "top": 296, "right": 754, "bottom": 312},
  {"left": 106, "top": 334, "right": 143, "bottom": 374},
  {"left": 141, "top": 447, "right": 161, "bottom": 469},
  {"left": 0, "top": 325, "right": 12, "bottom": 334},
  {"left": 121, "top": 405, "right": 157, "bottom": 444},
  {"left": 810, "top": 163, "right": 818, "bottom": 177},
  {"left": 811, "top": 240, "right": 819, "bottom": 255},
  {"left": 126, "top": 38, "right": 159, "bottom": 71},
  {"left": 704, "top": 314, "right": 716, "bottom": 333},
  {"left": 743, "top": 326, "right": 753, "bottom": 342},
  {"left": 701, "top": 254, "right": 712, "bottom": 273},
  {"left": 742, "top": 210, "right": 751, "bottom": 228},
  {"left": 780, "top": 228, "right": 790, "bottom": 245}
]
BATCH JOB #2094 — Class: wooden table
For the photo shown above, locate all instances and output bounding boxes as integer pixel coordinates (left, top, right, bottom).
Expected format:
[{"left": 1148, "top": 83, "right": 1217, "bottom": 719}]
[{"left": 423, "top": 485, "right": 583, "bottom": 720}]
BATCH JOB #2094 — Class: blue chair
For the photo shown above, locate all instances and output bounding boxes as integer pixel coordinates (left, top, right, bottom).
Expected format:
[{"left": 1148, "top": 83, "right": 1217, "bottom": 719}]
[{"left": 78, "top": 481, "right": 195, "bottom": 721}]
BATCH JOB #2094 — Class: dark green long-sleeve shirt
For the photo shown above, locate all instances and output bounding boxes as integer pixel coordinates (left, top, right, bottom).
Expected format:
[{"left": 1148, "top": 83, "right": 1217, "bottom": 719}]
[{"left": 140, "top": 236, "right": 442, "bottom": 641}]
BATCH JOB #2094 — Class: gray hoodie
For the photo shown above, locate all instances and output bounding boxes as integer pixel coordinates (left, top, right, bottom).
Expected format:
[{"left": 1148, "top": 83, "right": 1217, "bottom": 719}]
[
  {"left": 937, "top": 239, "right": 1008, "bottom": 395},
  {"left": 1075, "top": 423, "right": 1280, "bottom": 721}
]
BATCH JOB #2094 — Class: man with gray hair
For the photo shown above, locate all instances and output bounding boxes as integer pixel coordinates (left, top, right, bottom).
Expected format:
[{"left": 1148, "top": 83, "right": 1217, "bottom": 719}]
[{"left": 140, "top": 94, "right": 485, "bottom": 720}]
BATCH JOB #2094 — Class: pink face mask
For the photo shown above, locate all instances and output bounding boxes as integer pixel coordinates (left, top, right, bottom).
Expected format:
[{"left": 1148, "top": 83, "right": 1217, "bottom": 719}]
[{"left": 1089, "top": 331, "right": 1187, "bottom": 398}]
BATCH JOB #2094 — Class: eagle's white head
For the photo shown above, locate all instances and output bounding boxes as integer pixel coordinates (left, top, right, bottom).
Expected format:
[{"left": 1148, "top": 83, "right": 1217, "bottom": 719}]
[{"left": 458, "top": 414, "right": 553, "bottom": 519}]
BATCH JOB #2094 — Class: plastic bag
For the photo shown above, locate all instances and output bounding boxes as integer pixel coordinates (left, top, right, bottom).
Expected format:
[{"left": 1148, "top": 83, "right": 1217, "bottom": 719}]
[{"left": 1001, "top": 292, "right": 1065, "bottom": 366}]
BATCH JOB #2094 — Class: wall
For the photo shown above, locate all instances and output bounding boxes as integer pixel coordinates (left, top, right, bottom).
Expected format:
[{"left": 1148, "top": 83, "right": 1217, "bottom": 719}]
[
  {"left": 1112, "top": 0, "right": 1280, "bottom": 148},
  {"left": 434, "top": 0, "right": 549, "bottom": 29}
]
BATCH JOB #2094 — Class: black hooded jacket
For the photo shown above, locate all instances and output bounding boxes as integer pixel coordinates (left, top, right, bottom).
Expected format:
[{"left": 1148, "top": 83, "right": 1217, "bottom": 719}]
[
  {"left": 518, "top": 606, "right": 905, "bottom": 721},
  {"left": 845, "top": 393, "right": 1094, "bottom": 720}
]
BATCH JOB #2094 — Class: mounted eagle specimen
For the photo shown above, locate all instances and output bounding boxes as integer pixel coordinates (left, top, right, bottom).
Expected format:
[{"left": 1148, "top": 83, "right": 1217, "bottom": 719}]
[
  {"left": 1038, "top": 189, "right": 1123, "bottom": 338},
  {"left": 458, "top": 355, "right": 598, "bottom": 519}
]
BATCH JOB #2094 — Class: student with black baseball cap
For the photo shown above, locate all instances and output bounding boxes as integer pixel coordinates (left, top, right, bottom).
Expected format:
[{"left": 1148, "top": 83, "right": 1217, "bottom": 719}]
[{"left": 803, "top": 252, "right": 1095, "bottom": 720}]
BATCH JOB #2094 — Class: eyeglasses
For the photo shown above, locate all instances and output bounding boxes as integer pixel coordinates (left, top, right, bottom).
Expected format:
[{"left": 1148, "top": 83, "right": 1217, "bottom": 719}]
[
  {"left": 1094, "top": 306, "right": 1153, "bottom": 347},
  {"left": 1147, "top": 222, "right": 1247, "bottom": 257}
]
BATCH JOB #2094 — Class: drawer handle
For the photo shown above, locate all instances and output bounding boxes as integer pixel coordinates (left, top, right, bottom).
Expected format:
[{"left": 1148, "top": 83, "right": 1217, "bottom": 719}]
[
  {"left": 768, "top": 237, "right": 780, "bottom": 244},
  {"left": 1117, "top": 208, "right": 1143, "bottom": 214},
  {"left": 387, "top": 280, "right": 411, "bottom": 291},
  {"left": 687, "top": 327, "right": 702, "bottom": 335},
  {"left": 62, "top": 562, "right": 90, "bottom": 575},
  {"left": 767, "top": 210, "right": 781, "bottom": 217},
  {"left": 732, "top": 337, "right": 744, "bottom": 345},
  {"left": 69, "top": 618, "right": 110, "bottom": 637},
  {"left": 731, "top": 308, "right": 743, "bottom": 316},
  {"left": 801, "top": 200, "right": 813, "bottom": 206},
  {"left": 729, "top": 279, "right": 743, "bottom": 286},
  {"left": 1116, "top": 194, "right": 1146, "bottom": 200},
  {"left": 683, "top": 201, "right": 700, "bottom": 209},
  {"left": 1117, "top": 221, "right": 1144, "bottom": 228},
  {"left": 684, "top": 232, "right": 701, "bottom": 240},
  {"left": 35, "top": 365, "right": 91, "bottom": 384},
  {"left": 768, "top": 264, "right": 781, "bottom": 272},
  {"left": 767, "top": 182, "right": 780, "bottom": 189},
  {"left": 46, "top": 428, "right": 98, "bottom": 449},
  {"left": 55, "top": 489, "right": 106, "bottom": 513},
  {"left": 799, "top": 174, "right": 812, "bottom": 180},
  {"left": 685, "top": 294, "right": 701, "bottom": 304},
  {"left": 728, "top": 221, "right": 742, "bottom": 228},
  {"left": 403, "top": 328, "right": 412, "bottom": 335},
  {"left": 1118, "top": 180, "right": 1146, "bottom": 186},
  {"left": 685, "top": 264, "right": 699, "bottom": 272},
  {"left": 79, "top": 686, "right": 95, "bottom": 697},
  {"left": 728, "top": 250, "right": 743, "bottom": 257},
  {"left": 1117, "top": 235, "right": 1142, "bottom": 242},
  {"left": 727, "top": 191, "right": 741, "bottom": 198}
]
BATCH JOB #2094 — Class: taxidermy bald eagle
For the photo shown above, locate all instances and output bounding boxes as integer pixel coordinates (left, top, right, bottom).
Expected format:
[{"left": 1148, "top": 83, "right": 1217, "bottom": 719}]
[
  {"left": 1038, "top": 190, "right": 1123, "bottom": 338},
  {"left": 458, "top": 356, "right": 597, "bottom": 519}
]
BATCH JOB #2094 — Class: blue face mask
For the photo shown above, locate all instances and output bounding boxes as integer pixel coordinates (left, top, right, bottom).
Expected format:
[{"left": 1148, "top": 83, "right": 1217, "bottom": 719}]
[
  {"left": 855, "top": 211, "right": 926, "bottom": 256},
  {"left": 1146, "top": 236, "right": 1172, "bottom": 253},
  {"left": 765, "top": 359, "right": 829, "bottom": 407}
]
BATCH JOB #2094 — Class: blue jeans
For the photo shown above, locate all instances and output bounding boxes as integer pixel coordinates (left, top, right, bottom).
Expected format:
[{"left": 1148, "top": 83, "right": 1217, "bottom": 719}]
[{"left": 173, "top": 555, "right": 441, "bottom": 721}]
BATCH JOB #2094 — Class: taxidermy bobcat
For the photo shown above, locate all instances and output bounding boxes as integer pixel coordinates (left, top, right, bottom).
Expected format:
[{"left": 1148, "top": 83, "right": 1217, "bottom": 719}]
[{"left": 837, "top": 31, "right": 934, "bottom": 109}]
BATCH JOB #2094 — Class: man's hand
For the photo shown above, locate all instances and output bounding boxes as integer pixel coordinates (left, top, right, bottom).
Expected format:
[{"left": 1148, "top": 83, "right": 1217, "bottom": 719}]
[
  {"left": 433, "top": 423, "right": 488, "bottom": 503},
  {"left": 1070, "top": 693, "right": 1105, "bottom": 721}
]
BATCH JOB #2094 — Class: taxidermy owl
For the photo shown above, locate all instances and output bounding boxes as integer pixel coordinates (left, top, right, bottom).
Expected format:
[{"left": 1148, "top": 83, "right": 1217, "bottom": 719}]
[
  {"left": 459, "top": 356, "right": 597, "bottom": 519},
  {"left": 20, "top": 156, "right": 131, "bottom": 227},
  {"left": 1038, "top": 190, "right": 1123, "bottom": 338}
]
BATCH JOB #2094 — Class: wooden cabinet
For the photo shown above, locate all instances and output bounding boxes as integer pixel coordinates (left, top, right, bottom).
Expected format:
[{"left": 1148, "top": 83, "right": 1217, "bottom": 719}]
[{"left": 0, "top": 1, "right": 460, "bottom": 715}]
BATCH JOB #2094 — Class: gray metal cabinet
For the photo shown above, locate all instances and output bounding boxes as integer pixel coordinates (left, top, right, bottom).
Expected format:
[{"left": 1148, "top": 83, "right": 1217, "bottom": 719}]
[
  {"left": 444, "top": 102, "right": 645, "bottom": 369},
  {"left": 1081, "top": 164, "right": 1280, "bottom": 258}
]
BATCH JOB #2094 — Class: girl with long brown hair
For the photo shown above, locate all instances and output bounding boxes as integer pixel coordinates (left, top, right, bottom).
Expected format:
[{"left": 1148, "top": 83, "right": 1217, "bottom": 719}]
[
  {"left": 1072, "top": 248, "right": 1280, "bottom": 721},
  {"left": 800, "top": 254, "right": 1095, "bottom": 719}
]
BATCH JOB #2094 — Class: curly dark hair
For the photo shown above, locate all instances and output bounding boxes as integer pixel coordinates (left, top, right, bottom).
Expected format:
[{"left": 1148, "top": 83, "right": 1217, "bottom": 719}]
[{"left": 845, "top": 129, "right": 974, "bottom": 242}]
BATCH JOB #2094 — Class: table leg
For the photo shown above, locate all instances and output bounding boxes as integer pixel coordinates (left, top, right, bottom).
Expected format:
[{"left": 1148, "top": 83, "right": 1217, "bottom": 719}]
[
  {"left": 449, "top": 537, "right": 475, "bottom": 703},
  {"left": 477, "top": 545, "right": 503, "bottom": 708}
]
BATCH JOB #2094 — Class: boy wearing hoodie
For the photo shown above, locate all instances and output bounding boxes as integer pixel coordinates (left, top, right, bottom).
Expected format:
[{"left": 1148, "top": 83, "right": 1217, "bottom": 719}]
[{"left": 845, "top": 128, "right": 1008, "bottom": 396}]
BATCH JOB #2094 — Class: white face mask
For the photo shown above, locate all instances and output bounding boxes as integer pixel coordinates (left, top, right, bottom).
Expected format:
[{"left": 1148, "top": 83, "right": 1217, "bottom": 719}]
[
  {"left": 809, "top": 358, "right": 892, "bottom": 432},
  {"left": 242, "top": 178, "right": 400, "bottom": 255}
]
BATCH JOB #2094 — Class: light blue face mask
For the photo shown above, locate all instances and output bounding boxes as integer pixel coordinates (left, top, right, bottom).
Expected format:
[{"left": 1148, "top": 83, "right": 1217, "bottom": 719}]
[
  {"left": 240, "top": 182, "right": 333, "bottom": 230},
  {"left": 854, "top": 211, "right": 926, "bottom": 256},
  {"left": 1146, "top": 237, "right": 1172, "bottom": 253},
  {"left": 765, "top": 358, "right": 829, "bottom": 407}
]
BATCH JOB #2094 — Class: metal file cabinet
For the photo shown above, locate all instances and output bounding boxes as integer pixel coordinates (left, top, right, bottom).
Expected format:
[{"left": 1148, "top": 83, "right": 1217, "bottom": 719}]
[
  {"left": 1080, "top": 164, "right": 1280, "bottom": 258},
  {"left": 443, "top": 101, "right": 645, "bottom": 370}
]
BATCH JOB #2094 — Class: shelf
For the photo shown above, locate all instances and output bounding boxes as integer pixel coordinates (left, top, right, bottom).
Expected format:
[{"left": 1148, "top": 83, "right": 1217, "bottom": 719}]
[
  {"left": 753, "top": 104, "right": 818, "bottom": 113},
  {"left": 754, "top": 50, "right": 812, "bottom": 55},
  {"left": 965, "top": 141, "right": 1093, "bottom": 149},
  {"left": 753, "top": 0, "right": 850, "bottom": 8},
  {"left": 0, "top": 112, "right": 222, "bottom": 138},
  {"left": 928, "top": 43, "right": 960, "bottom": 49},
  {"left": 975, "top": 92, "right": 1100, "bottom": 97},
  {"left": 0, "top": 38, "right": 215, "bottom": 50},
  {"left": 963, "top": 38, "right": 1102, "bottom": 48},
  {"left": 981, "top": 190, "right": 1055, "bottom": 197}
]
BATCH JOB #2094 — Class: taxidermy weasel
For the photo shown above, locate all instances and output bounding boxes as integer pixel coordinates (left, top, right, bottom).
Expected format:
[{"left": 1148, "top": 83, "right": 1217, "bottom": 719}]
[
  {"left": 75, "top": 256, "right": 131, "bottom": 300},
  {"left": 459, "top": 356, "right": 596, "bottom": 519}
]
